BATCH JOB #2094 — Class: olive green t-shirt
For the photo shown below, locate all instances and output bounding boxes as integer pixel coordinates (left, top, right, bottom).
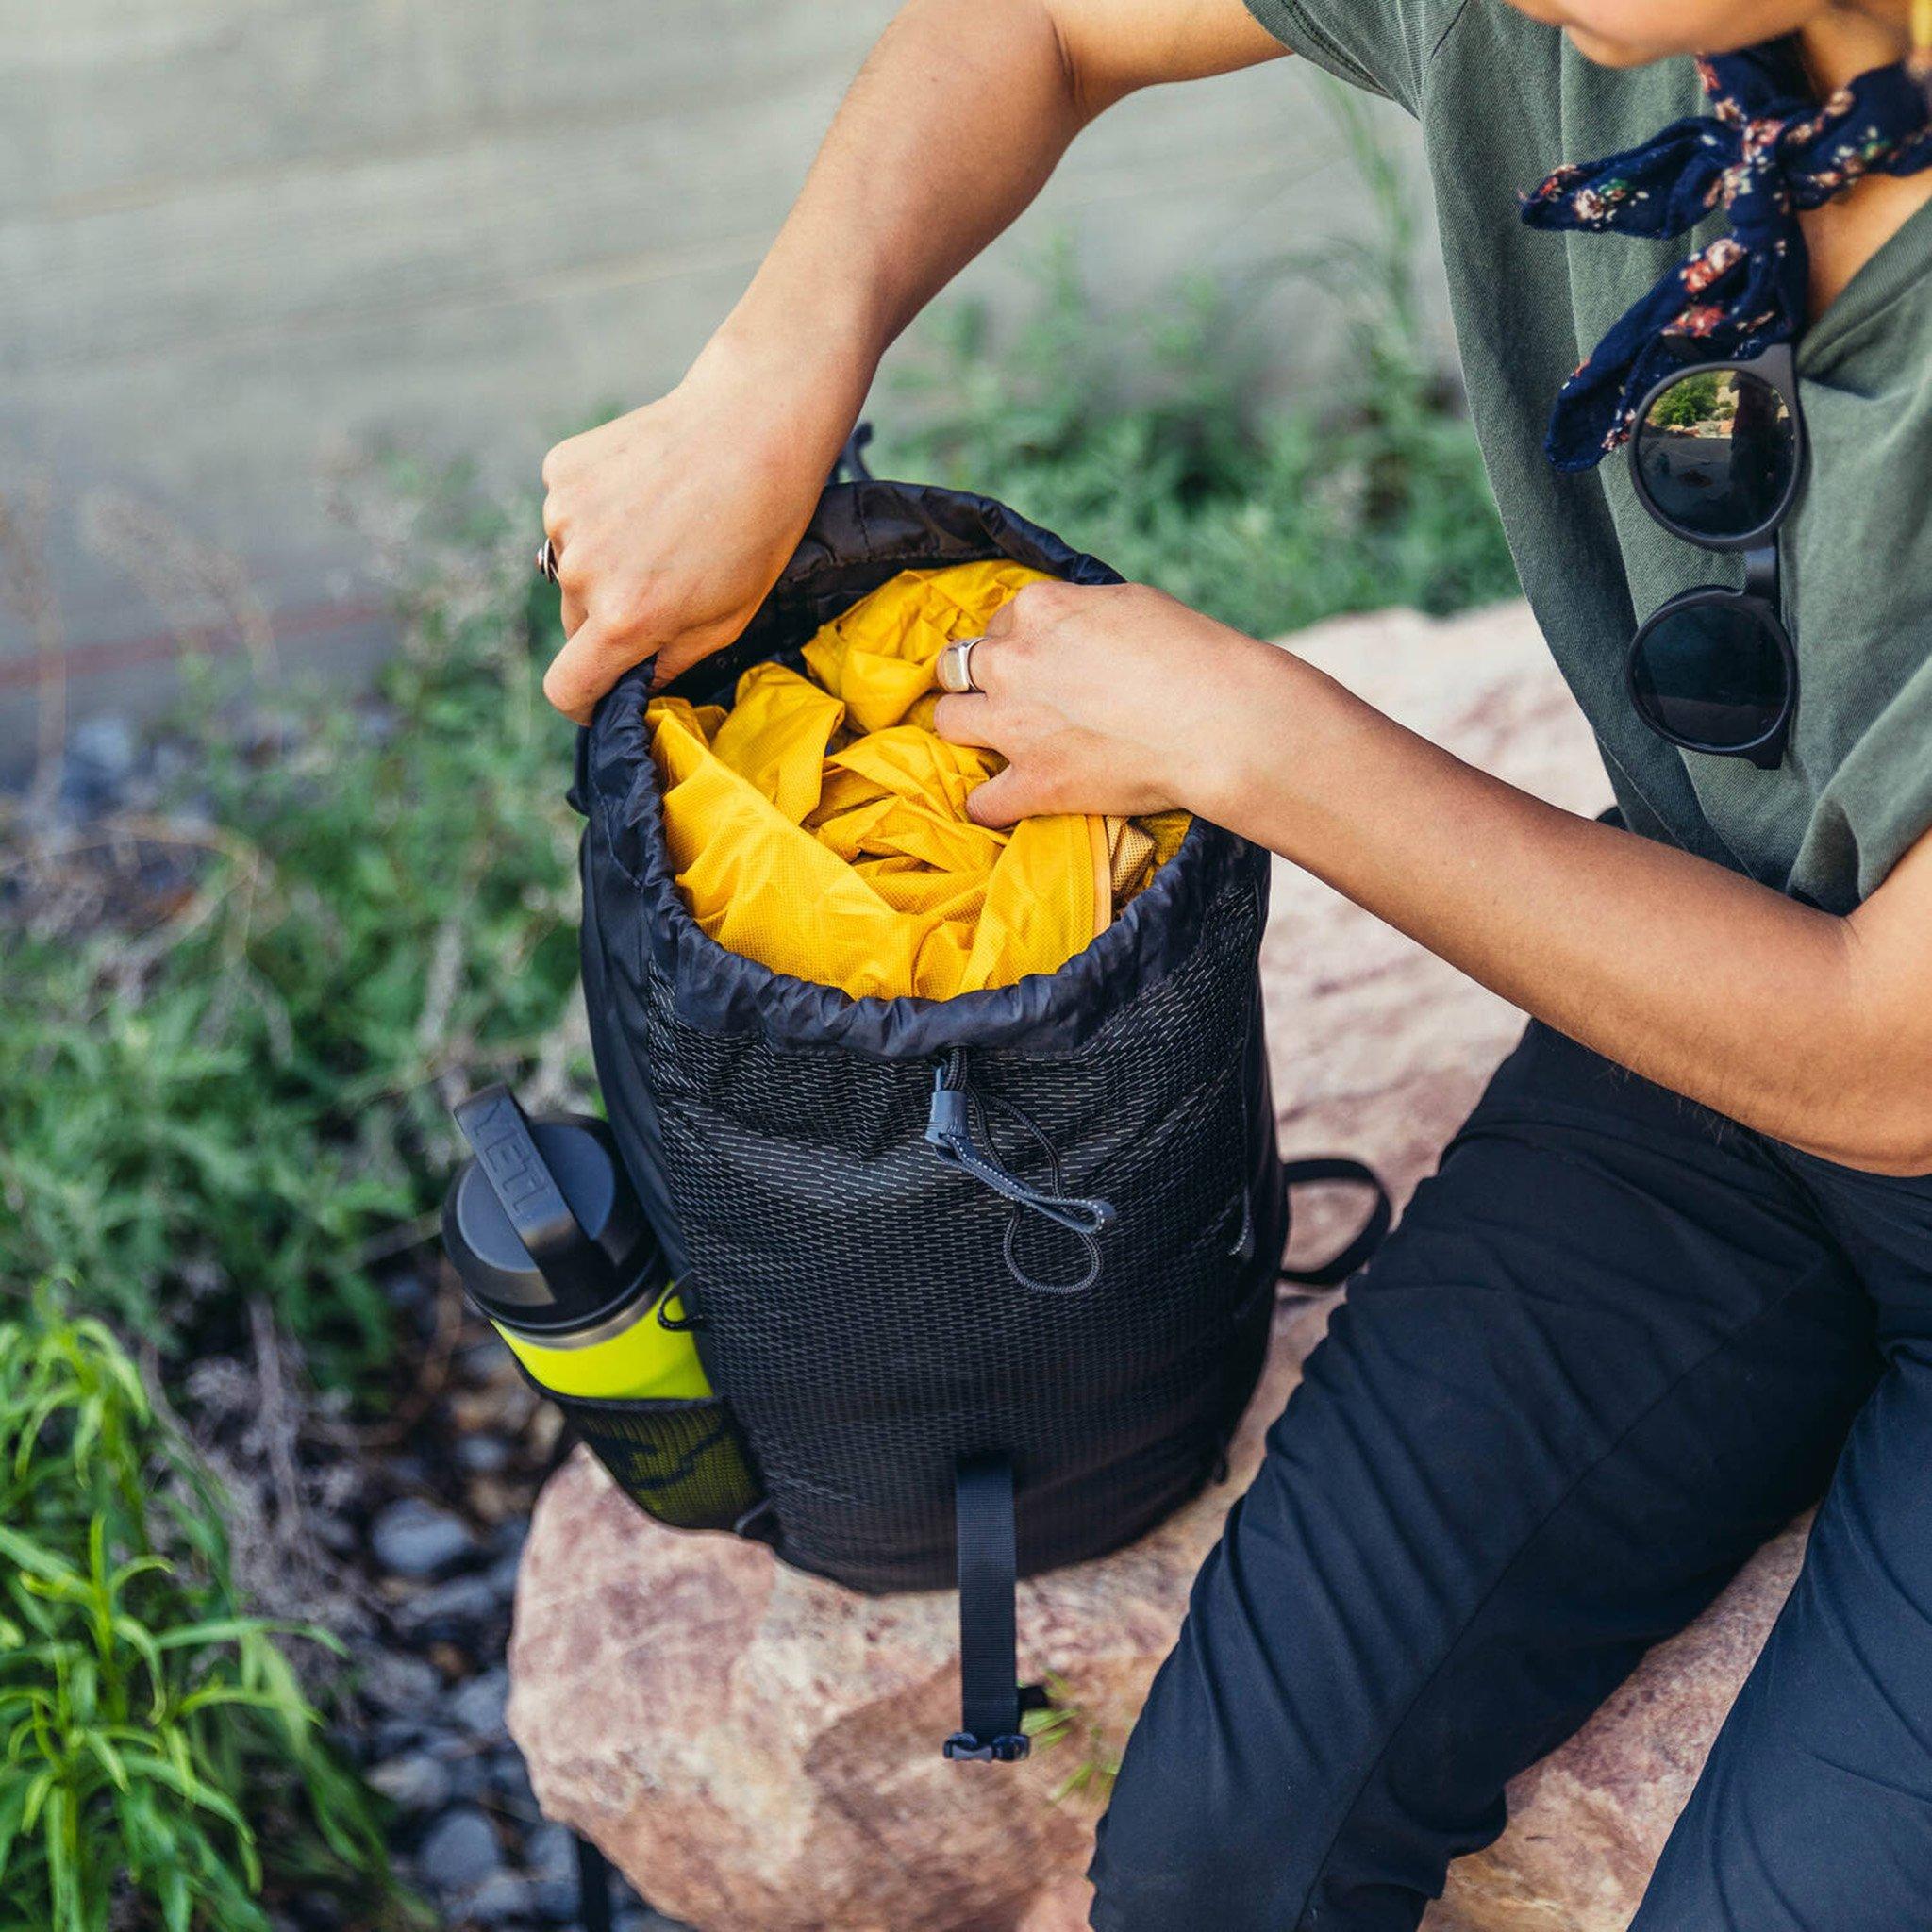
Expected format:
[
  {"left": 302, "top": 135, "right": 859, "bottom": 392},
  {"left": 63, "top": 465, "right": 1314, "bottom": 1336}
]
[{"left": 1243, "top": 0, "right": 1932, "bottom": 911}]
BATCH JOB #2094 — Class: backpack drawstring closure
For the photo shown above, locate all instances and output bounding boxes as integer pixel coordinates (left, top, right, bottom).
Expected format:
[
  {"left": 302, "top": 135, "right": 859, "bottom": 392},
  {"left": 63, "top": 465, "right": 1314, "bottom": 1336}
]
[{"left": 924, "top": 1049, "right": 1116, "bottom": 1293}]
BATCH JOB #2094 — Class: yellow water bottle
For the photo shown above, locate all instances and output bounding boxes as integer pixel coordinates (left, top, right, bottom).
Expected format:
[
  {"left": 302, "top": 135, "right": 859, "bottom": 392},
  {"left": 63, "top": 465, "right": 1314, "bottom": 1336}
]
[{"left": 441, "top": 1085, "right": 708, "bottom": 1401}]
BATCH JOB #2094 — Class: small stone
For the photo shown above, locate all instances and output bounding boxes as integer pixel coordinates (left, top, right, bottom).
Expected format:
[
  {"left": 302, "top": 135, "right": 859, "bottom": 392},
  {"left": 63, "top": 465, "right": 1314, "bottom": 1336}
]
[
  {"left": 524, "top": 1823, "right": 575, "bottom": 1879},
  {"left": 464, "top": 1870, "right": 536, "bottom": 1924},
  {"left": 366, "top": 1752, "right": 452, "bottom": 1816},
  {"left": 363, "top": 1648, "right": 441, "bottom": 1716},
  {"left": 491, "top": 1744, "right": 537, "bottom": 1817},
  {"left": 458, "top": 1432, "right": 513, "bottom": 1474},
  {"left": 313, "top": 1513, "right": 359, "bottom": 1557},
  {"left": 427, "top": 1639, "right": 474, "bottom": 1678},
  {"left": 441, "top": 1749, "right": 492, "bottom": 1802},
  {"left": 391, "top": 1573, "right": 499, "bottom": 1642},
  {"left": 386, "top": 1267, "right": 432, "bottom": 1318},
  {"left": 372, "top": 1717, "right": 426, "bottom": 1758},
  {"left": 414, "top": 1805, "right": 501, "bottom": 1897},
  {"left": 449, "top": 1666, "right": 509, "bottom": 1742},
  {"left": 486, "top": 1549, "right": 524, "bottom": 1602},
  {"left": 61, "top": 714, "right": 138, "bottom": 810},
  {"left": 534, "top": 1874, "right": 579, "bottom": 1924},
  {"left": 456, "top": 1336, "right": 508, "bottom": 1380},
  {"left": 525, "top": 1823, "right": 579, "bottom": 1923},
  {"left": 466, "top": 1474, "right": 516, "bottom": 1526},
  {"left": 369, "top": 1498, "right": 475, "bottom": 1580}
]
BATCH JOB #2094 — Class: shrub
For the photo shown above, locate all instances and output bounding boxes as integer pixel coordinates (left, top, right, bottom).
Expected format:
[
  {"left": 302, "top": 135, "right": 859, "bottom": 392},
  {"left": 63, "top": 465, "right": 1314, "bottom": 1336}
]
[
  {"left": 0, "top": 1291, "right": 409, "bottom": 1931},
  {"left": 877, "top": 90, "right": 1518, "bottom": 634},
  {"left": 0, "top": 481, "right": 587, "bottom": 1386}
]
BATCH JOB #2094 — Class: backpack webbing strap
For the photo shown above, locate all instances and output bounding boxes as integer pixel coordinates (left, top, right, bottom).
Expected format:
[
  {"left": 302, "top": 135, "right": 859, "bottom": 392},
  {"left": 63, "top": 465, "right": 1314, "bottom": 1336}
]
[
  {"left": 943, "top": 1455, "right": 1030, "bottom": 1763},
  {"left": 1276, "top": 1157, "right": 1393, "bottom": 1288}
]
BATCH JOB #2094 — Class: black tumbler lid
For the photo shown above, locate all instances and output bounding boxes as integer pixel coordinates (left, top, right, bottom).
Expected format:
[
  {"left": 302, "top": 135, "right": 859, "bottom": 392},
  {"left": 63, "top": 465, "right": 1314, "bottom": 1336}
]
[{"left": 441, "top": 1086, "right": 659, "bottom": 1336}]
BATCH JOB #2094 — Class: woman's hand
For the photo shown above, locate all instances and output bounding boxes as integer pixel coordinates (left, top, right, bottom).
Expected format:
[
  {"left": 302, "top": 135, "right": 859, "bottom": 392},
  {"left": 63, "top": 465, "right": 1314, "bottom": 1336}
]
[
  {"left": 933, "top": 580, "right": 1280, "bottom": 825},
  {"left": 529, "top": 0, "right": 1285, "bottom": 727},
  {"left": 537, "top": 334, "right": 866, "bottom": 723}
]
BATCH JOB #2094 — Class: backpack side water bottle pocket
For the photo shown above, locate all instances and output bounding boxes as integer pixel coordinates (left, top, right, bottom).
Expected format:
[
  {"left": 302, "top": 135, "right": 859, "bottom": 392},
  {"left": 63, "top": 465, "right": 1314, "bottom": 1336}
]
[
  {"left": 442, "top": 1085, "right": 770, "bottom": 1538},
  {"left": 530, "top": 1383, "right": 764, "bottom": 1533}
]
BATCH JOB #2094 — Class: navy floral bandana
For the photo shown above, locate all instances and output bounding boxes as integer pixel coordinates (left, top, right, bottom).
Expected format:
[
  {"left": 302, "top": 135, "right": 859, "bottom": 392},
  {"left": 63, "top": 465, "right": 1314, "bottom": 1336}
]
[{"left": 1522, "top": 40, "right": 1932, "bottom": 472}]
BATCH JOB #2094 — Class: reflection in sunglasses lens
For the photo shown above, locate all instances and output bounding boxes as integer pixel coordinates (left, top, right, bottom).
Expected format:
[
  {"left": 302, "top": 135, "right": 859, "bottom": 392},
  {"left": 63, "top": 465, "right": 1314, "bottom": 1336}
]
[
  {"left": 1630, "top": 600, "right": 1788, "bottom": 750},
  {"left": 1635, "top": 371, "right": 1796, "bottom": 540}
]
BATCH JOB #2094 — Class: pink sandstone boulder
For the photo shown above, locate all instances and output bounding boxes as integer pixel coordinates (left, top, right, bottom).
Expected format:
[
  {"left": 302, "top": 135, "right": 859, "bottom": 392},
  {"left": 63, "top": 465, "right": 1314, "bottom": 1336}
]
[{"left": 508, "top": 601, "right": 1805, "bottom": 1930}]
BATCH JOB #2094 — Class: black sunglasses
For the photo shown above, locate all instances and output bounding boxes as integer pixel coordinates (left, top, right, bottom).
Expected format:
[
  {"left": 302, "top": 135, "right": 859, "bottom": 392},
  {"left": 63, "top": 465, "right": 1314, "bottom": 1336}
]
[{"left": 1625, "top": 341, "right": 1806, "bottom": 769}]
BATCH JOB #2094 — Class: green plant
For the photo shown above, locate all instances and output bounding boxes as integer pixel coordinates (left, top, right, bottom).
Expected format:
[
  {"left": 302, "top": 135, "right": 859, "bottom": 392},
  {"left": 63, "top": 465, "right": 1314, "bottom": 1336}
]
[
  {"left": 1022, "top": 1674, "right": 1124, "bottom": 1805},
  {"left": 0, "top": 469, "right": 589, "bottom": 1385},
  {"left": 0, "top": 1291, "right": 409, "bottom": 1931},
  {"left": 1646, "top": 369, "right": 1724, "bottom": 430},
  {"left": 877, "top": 89, "right": 1518, "bottom": 636}
]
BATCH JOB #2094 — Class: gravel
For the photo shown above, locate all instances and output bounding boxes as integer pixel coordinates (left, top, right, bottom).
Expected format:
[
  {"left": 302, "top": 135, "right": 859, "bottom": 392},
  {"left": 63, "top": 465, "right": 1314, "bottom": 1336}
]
[
  {"left": 362, "top": 1647, "right": 442, "bottom": 1716},
  {"left": 491, "top": 1745, "right": 539, "bottom": 1818},
  {"left": 487, "top": 1547, "right": 525, "bottom": 1601},
  {"left": 392, "top": 1572, "right": 501, "bottom": 1641},
  {"left": 465, "top": 1871, "right": 538, "bottom": 1924},
  {"left": 449, "top": 1664, "right": 510, "bottom": 1742},
  {"left": 441, "top": 1751, "right": 493, "bottom": 1803},
  {"left": 458, "top": 1431, "right": 514, "bottom": 1474},
  {"left": 369, "top": 1497, "right": 477, "bottom": 1579},
  {"left": 365, "top": 1751, "right": 454, "bottom": 1816},
  {"left": 415, "top": 1806, "right": 503, "bottom": 1896},
  {"left": 524, "top": 1823, "right": 578, "bottom": 1922},
  {"left": 60, "top": 714, "right": 138, "bottom": 813}
]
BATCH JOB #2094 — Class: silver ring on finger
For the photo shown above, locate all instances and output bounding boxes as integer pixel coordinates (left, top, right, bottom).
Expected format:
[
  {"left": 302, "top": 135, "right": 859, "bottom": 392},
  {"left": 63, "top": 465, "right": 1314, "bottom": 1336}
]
[
  {"left": 536, "top": 537, "right": 560, "bottom": 584},
  {"left": 936, "top": 636, "right": 984, "bottom": 695}
]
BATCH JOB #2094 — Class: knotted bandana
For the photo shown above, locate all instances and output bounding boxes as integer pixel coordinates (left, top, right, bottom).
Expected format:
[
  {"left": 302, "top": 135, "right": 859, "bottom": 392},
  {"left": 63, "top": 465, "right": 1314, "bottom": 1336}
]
[{"left": 1523, "top": 40, "right": 1932, "bottom": 471}]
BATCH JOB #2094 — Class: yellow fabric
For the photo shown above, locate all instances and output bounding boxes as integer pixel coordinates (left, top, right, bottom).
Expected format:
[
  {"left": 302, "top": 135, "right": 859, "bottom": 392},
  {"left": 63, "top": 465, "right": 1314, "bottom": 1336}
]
[
  {"left": 494, "top": 1292, "right": 711, "bottom": 1401},
  {"left": 648, "top": 562, "right": 1189, "bottom": 1002}
]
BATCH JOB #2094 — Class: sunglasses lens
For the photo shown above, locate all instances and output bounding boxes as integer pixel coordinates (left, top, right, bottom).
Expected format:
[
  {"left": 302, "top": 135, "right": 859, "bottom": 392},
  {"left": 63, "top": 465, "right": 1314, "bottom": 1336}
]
[
  {"left": 1635, "top": 370, "right": 1796, "bottom": 540},
  {"left": 1630, "top": 601, "right": 1789, "bottom": 750}
]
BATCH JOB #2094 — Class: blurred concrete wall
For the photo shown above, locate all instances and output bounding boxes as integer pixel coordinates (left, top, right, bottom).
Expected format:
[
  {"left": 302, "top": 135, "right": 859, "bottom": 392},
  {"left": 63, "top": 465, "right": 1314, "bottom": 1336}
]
[{"left": 1, "top": 0, "right": 1441, "bottom": 771}]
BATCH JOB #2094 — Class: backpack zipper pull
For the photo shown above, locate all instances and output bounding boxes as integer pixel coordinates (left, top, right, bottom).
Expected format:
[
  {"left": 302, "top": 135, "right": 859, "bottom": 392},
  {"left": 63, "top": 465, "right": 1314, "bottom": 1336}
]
[{"left": 924, "top": 1052, "right": 1116, "bottom": 1291}]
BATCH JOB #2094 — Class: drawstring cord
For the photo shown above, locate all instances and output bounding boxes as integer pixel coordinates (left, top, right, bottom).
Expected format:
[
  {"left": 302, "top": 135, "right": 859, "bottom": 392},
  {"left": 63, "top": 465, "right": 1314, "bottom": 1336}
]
[{"left": 924, "top": 1050, "right": 1116, "bottom": 1293}]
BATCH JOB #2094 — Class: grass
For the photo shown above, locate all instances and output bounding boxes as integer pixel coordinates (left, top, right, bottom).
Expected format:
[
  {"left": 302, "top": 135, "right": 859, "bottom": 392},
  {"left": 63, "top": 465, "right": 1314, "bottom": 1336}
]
[
  {"left": 1022, "top": 1674, "right": 1124, "bottom": 1807},
  {"left": 0, "top": 1291, "right": 412, "bottom": 1931},
  {"left": 1, "top": 475, "right": 587, "bottom": 1389}
]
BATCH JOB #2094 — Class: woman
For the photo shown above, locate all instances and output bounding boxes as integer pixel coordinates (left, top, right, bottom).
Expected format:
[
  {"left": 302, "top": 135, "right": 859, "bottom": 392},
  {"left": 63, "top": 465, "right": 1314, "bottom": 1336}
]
[{"left": 537, "top": 2, "right": 1932, "bottom": 1924}]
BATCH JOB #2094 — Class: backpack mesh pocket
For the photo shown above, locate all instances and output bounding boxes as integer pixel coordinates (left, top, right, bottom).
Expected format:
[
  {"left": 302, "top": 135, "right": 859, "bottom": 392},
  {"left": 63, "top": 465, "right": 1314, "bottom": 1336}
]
[{"left": 552, "top": 1389, "right": 763, "bottom": 1533}]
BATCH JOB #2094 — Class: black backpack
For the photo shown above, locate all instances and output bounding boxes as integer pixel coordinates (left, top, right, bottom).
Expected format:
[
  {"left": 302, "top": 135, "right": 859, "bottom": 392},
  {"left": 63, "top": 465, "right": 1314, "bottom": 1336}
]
[{"left": 561, "top": 475, "right": 1388, "bottom": 1761}]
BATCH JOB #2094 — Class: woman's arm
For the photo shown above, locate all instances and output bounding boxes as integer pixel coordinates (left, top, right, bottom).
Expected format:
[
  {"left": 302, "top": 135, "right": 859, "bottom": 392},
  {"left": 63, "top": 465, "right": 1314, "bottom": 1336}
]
[
  {"left": 537, "top": 0, "right": 1284, "bottom": 721},
  {"left": 935, "top": 582, "right": 1932, "bottom": 1176}
]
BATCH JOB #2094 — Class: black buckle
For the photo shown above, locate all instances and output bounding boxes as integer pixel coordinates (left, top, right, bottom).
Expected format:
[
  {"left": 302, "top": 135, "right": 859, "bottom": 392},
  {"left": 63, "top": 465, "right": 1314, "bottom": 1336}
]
[{"left": 942, "top": 1731, "right": 1031, "bottom": 1763}]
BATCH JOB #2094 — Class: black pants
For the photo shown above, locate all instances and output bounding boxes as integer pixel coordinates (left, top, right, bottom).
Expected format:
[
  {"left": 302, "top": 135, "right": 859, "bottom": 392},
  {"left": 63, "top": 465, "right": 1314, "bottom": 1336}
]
[{"left": 1090, "top": 1022, "right": 1932, "bottom": 1931}]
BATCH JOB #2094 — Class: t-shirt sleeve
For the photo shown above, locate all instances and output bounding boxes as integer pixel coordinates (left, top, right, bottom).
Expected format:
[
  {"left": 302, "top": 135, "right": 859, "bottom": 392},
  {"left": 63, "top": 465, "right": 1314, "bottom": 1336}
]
[
  {"left": 1240, "top": 0, "right": 1447, "bottom": 115},
  {"left": 1795, "top": 650, "right": 1932, "bottom": 910}
]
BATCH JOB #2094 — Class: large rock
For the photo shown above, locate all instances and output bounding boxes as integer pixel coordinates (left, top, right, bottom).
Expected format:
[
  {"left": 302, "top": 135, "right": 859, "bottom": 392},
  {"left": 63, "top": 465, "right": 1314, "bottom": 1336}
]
[
  {"left": 511, "top": 1302, "right": 1323, "bottom": 1932},
  {"left": 509, "top": 602, "right": 1797, "bottom": 1929}
]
